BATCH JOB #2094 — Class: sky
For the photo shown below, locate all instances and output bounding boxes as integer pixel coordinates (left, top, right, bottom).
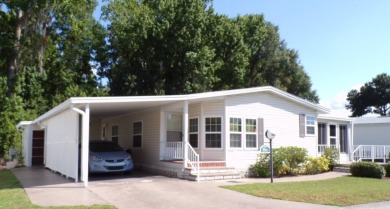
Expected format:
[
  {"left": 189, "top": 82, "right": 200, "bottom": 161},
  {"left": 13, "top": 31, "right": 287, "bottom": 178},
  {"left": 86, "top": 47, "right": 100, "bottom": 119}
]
[
  {"left": 211, "top": 0, "right": 390, "bottom": 116},
  {"left": 95, "top": 0, "right": 390, "bottom": 117}
]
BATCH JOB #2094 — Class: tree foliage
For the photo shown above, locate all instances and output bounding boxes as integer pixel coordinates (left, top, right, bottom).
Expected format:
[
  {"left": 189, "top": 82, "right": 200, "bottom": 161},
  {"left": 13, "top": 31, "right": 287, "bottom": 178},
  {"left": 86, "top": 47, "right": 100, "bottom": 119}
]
[
  {"left": 0, "top": 0, "right": 107, "bottom": 156},
  {"left": 0, "top": 0, "right": 320, "bottom": 156},
  {"left": 103, "top": 0, "right": 318, "bottom": 102},
  {"left": 346, "top": 73, "right": 390, "bottom": 116}
]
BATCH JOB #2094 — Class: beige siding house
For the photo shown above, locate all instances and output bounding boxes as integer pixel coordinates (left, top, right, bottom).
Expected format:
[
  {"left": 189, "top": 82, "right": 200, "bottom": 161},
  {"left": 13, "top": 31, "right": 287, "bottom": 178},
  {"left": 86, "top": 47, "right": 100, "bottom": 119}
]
[{"left": 17, "top": 86, "right": 353, "bottom": 186}]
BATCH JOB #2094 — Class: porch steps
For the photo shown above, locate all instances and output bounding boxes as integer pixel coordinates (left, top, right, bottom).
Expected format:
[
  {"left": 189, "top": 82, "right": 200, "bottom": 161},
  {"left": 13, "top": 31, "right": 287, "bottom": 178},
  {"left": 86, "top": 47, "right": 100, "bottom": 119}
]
[
  {"left": 183, "top": 167, "right": 241, "bottom": 181},
  {"left": 332, "top": 164, "right": 350, "bottom": 173}
]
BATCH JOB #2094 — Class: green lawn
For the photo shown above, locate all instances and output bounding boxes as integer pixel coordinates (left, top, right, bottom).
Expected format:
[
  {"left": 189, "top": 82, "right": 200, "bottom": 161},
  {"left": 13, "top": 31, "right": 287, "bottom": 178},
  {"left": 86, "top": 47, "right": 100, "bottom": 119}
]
[
  {"left": 0, "top": 169, "right": 115, "bottom": 209},
  {"left": 222, "top": 176, "right": 390, "bottom": 206}
]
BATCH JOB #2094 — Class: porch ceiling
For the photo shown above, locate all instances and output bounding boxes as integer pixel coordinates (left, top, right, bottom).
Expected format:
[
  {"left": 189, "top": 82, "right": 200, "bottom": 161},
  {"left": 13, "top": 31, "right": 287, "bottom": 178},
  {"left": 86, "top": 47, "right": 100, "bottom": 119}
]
[{"left": 84, "top": 100, "right": 181, "bottom": 118}]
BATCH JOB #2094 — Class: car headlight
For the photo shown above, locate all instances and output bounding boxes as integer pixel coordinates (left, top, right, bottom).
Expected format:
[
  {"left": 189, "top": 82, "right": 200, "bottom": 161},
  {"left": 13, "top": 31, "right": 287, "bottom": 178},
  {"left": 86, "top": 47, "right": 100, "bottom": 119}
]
[
  {"left": 126, "top": 154, "right": 132, "bottom": 160},
  {"left": 91, "top": 155, "right": 103, "bottom": 162}
]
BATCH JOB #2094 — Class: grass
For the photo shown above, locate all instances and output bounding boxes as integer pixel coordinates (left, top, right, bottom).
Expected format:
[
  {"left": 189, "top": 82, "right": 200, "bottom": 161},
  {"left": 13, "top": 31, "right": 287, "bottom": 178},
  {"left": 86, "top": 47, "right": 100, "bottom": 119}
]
[
  {"left": 0, "top": 169, "right": 115, "bottom": 209},
  {"left": 222, "top": 176, "right": 390, "bottom": 206}
]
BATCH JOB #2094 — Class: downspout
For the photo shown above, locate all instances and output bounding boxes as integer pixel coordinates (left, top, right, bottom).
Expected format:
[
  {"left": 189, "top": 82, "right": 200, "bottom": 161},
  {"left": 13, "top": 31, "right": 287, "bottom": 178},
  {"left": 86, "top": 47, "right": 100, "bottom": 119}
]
[{"left": 71, "top": 104, "right": 90, "bottom": 188}]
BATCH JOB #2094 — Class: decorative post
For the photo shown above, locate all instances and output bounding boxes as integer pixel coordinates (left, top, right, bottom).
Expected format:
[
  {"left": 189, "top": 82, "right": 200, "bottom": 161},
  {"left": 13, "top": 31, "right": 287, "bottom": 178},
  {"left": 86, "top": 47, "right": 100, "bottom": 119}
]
[{"left": 265, "top": 130, "right": 276, "bottom": 183}]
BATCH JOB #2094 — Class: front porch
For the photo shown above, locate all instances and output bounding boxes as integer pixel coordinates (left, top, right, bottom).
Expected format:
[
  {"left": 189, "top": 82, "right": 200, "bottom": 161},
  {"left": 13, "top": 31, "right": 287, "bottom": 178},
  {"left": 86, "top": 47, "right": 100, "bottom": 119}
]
[{"left": 159, "top": 141, "right": 241, "bottom": 181}]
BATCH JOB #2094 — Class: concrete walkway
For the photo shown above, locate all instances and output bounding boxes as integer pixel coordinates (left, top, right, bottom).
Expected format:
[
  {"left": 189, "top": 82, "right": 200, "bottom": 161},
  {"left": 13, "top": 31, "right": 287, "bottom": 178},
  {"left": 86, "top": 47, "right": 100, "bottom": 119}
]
[
  {"left": 12, "top": 167, "right": 108, "bottom": 206},
  {"left": 11, "top": 167, "right": 390, "bottom": 209}
]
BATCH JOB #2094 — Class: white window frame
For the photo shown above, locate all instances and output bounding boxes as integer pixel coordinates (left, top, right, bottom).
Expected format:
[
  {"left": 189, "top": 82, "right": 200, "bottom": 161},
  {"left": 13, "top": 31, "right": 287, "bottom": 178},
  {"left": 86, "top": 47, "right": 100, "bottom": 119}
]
[
  {"left": 306, "top": 115, "right": 316, "bottom": 136},
  {"left": 328, "top": 123, "right": 337, "bottom": 147},
  {"left": 167, "top": 113, "right": 182, "bottom": 142},
  {"left": 229, "top": 117, "right": 242, "bottom": 149},
  {"left": 111, "top": 124, "right": 119, "bottom": 143},
  {"left": 204, "top": 116, "right": 223, "bottom": 149},
  {"left": 189, "top": 117, "right": 199, "bottom": 148},
  {"left": 244, "top": 118, "right": 257, "bottom": 150},
  {"left": 133, "top": 121, "right": 143, "bottom": 148},
  {"left": 228, "top": 117, "right": 258, "bottom": 150}
]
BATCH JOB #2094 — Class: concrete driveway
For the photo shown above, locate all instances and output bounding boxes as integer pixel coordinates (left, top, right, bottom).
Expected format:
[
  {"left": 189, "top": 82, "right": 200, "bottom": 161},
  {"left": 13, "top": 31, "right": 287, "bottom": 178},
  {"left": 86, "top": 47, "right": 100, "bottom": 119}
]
[{"left": 12, "top": 167, "right": 390, "bottom": 209}]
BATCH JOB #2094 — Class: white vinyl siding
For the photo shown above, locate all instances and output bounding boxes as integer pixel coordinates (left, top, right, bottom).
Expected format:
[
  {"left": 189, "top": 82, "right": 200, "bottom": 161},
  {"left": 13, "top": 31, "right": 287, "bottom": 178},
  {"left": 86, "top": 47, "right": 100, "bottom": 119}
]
[
  {"left": 225, "top": 92, "right": 318, "bottom": 169},
  {"left": 44, "top": 109, "right": 79, "bottom": 180},
  {"left": 101, "top": 108, "right": 160, "bottom": 166},
  {"left": 354, "top": 123, "right": 390, "bottom": 145}
]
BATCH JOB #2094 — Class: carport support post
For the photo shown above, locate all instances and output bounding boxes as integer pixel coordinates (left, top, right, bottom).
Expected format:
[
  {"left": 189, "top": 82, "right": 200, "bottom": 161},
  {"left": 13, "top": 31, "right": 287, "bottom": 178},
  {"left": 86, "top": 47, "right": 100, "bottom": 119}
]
[
  {"left": 183, "top": 101, "right": 189, "bottom": 168},
  {"left": 81, "top": 104, "right": 90, "bottom": 187}
]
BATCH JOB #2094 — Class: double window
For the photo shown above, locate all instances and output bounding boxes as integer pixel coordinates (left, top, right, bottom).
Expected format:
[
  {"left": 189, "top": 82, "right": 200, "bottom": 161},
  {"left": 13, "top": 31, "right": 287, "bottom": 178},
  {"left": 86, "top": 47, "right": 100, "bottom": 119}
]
[
  {"left": 229, "top": 117, "right": 257, "bottom": 149},
  {"left": 133, "top": 121, "right": 142, "bottom": 148}
]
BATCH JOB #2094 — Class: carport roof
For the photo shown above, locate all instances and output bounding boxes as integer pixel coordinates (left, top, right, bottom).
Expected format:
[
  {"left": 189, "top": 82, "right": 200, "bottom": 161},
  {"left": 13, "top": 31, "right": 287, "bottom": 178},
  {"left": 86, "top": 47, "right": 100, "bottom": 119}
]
[{"left": 31, "top": 86, "right": 330, "bottom": 123}]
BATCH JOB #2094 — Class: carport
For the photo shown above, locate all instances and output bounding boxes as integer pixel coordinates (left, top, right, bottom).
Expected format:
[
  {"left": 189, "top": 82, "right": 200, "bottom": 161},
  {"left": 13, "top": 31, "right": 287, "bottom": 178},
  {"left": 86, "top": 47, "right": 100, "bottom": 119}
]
[{"left": 18, "top": 95, "right": 189, "bottom": 187}]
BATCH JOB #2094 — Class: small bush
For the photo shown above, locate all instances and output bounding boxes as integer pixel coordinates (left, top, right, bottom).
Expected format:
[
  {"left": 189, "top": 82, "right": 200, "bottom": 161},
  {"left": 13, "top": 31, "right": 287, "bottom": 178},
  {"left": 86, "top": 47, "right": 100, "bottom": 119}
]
[
  {"left": 304, "top": 156, "right": 330, "bottom": 175},
  {"left": 350, "top": 162, "right": 384, "bottom": 179},
  {"left": 322, "top": 147, "right": 339, "bottom": 168},
  {"left": 384, "top": 163, "right": 390, "bottom": 177},
  {"left": 250, "top": 154, "right": 271, "bottom": 177}
]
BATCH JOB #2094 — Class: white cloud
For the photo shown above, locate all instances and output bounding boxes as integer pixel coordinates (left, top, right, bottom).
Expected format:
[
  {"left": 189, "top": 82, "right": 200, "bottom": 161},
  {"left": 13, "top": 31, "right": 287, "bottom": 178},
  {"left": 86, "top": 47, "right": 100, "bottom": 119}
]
[{"left": 320, "top": 84, "right": 363, "bottom": 117}]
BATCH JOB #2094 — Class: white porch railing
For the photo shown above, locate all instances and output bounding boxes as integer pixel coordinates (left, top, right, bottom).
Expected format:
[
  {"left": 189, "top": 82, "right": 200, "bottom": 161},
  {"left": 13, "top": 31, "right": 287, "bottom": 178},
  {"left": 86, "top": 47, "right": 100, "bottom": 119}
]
[
  {"left": 317, "top": 144, "right": 338, "bottom": 153},
  {"left": 185, "top": 141, "right": 200, "bottom": 182},
  {"left": 352, "top": 145, "right": 390, "bottom": 163},
  {"left": 163, "top": 142, "right": 184, "bottom": 160},
  {"left": 161, "top": 141, "right": 200, "bottom": 181}
]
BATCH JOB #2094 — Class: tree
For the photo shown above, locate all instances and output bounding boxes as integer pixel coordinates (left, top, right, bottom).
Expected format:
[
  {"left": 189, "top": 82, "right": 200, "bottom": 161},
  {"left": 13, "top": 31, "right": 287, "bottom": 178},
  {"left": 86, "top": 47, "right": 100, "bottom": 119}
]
[{"left": 346, "top": 73, "right": 390, "bottom": 117}]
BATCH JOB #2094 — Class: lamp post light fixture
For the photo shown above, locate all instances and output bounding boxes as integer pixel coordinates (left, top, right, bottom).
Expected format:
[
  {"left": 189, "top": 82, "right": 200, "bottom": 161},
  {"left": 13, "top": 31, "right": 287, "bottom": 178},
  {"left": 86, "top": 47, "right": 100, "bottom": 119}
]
[{"left": 265, "top": 130, "right": 275, "bottom": 183}]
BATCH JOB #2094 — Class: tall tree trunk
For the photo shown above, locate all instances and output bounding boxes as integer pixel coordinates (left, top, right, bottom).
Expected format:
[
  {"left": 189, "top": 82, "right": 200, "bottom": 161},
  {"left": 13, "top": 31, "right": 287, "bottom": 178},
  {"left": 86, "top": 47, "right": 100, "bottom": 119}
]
[{"left": 7, "top": 9, "right": 23, "bottom": 96}]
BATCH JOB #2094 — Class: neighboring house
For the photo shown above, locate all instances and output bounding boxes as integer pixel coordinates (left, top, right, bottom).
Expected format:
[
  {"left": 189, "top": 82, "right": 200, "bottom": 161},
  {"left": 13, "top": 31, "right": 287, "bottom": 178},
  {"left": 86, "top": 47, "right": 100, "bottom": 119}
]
[
  {"left": 352, "top": 117, "right": 390, "bottom": 162},
  {"left": 17, "top": 86, "right": 353, "bottom": 186}
]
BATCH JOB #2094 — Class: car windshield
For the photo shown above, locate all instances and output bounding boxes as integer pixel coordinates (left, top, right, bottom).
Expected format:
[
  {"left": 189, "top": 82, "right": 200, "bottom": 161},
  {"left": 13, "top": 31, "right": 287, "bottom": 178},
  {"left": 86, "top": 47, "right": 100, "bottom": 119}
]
[{"left": 90, "top": 142, "right": 124, "bottom": 152}]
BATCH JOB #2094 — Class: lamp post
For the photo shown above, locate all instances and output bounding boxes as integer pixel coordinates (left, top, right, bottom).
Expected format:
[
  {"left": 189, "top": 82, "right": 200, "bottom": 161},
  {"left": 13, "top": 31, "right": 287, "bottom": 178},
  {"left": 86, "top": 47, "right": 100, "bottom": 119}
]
[{"left": 265, "top": 130, "right": 275, "bottom": 183}]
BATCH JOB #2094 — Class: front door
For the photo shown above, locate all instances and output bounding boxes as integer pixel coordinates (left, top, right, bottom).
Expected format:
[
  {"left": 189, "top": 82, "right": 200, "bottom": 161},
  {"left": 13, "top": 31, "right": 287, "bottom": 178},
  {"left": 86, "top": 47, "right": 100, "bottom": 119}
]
[{"left": 32, "top": 130, "right": 45, "bottom": 165}]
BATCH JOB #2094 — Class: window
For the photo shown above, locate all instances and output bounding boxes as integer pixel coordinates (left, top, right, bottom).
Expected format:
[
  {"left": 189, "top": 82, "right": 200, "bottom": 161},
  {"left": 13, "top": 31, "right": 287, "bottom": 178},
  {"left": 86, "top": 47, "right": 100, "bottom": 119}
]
[
  {"left": 111, "top": 125, "right": 118, "bottom": 143},
  {"left": 133, "top": 121, "right": 142, "bottom": 148},
  {"left": 245, "top": 119, "right": 257, "bottom": 148},
  {"left": 306, "top": 116, "right": 316, "bottom": 135},
  {"left": 229, "top": 118, "right": 242, "bottom": 148},
  {"left": 205, "top": 117, "right": 222, "bottom": 148},
  {"left": 167, "top": 114, "right": 182, "bottom": 142},
  {"left": 189, "top": 118, "right": 198, "bottom": 148},
  {"left": 229, "top": 118, "right": 258, "bottom": 149}
]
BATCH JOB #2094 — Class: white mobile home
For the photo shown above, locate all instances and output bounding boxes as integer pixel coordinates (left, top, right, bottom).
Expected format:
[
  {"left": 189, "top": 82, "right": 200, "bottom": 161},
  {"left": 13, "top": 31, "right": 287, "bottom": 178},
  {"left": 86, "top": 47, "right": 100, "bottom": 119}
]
[
  {"left": 17, "top": 86, "right": 353, "bottom": 186},
  {"left": 352, "top": 117, "right": 390, "bottom": 162}
]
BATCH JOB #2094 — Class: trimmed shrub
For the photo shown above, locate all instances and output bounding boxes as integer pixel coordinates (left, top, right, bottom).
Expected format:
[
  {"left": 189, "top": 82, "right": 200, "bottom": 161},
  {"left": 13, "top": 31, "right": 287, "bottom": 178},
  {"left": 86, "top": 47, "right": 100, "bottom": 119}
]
[
  {"left": 250, "top": 153, "right": 284, "bottom": 177},
  {"left": 274, "top": 146, "right": 308, "bottom": 175},
  {"left": 250, "top": 154, "right": 270, "bottom": 177},
  {"left": 350, "top": 162, "right": 384, "bottom": 179},
  {"left": 322, "top": 147, "right": 339, "bottom": 168},
  {"left": 304, "top": 156, "right": 330, "bottom": 175},
  {"left": 384, "top": 163, "right": 390, "bottom": 177}
]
